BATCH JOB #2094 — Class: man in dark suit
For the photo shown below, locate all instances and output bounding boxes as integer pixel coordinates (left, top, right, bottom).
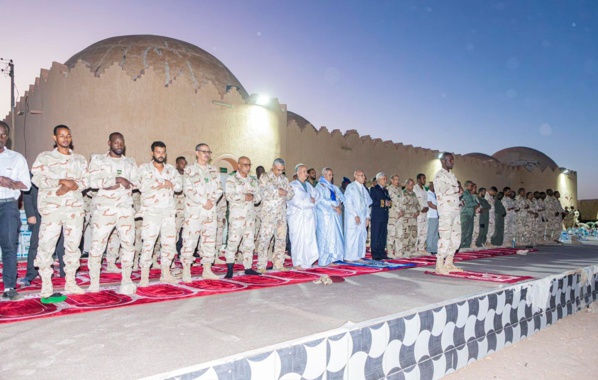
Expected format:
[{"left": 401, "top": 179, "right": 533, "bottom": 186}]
[
  {"left": 20, "top": 178, "right": 65, "bottom": 286},
  {"left": 369, "top": 172, "right": 391, "bottom": 260}
]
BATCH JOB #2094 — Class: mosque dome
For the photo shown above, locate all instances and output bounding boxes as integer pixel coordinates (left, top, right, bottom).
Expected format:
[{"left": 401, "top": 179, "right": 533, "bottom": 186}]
[
  {"left": 492, "top": 146, "right": 558, "bottom": 172},
  {"left": 64, "top": 34, "right": 248, "bottom": 98},
  {"left": 463, "top": 152, "right": 501, "bottom": 164},
  {"left": 287, "top": 111, "right": 315, "bottom": 131}
]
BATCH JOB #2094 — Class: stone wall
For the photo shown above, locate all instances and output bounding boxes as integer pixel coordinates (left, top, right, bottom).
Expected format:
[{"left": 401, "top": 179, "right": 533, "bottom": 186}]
[{"left": 4, "top": 61, "right": 577, "bottom": 206}]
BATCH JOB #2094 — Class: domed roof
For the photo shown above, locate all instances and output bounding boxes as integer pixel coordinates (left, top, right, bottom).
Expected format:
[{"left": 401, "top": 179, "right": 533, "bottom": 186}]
[
  {"left": 287, "top": 111, "right": 315, "bottom": 131},
  {"left": 492, "top": 146, "right": 558, "bottom": 172},
  {"left": 64, "top": 35, "right": 248, "bottom": 98},
  {"left": 463, "top": 152, "right": 501, "bottom": 164}
]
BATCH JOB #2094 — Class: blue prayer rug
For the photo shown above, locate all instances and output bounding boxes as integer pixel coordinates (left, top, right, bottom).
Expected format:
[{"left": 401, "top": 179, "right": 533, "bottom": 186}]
[{"left": 336, "top": 260, "right": 415, "bottom": 270}]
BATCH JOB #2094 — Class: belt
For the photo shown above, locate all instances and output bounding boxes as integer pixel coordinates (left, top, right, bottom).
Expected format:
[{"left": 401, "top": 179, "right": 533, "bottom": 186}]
[{"left": 0, "top": 198, "right": 16, "bottom": 203}]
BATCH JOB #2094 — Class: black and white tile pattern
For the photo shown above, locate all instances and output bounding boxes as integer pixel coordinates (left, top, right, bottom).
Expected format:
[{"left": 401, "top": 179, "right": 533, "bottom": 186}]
[{"left": 163, "top": 270, "right": 598, "bottom": 380}]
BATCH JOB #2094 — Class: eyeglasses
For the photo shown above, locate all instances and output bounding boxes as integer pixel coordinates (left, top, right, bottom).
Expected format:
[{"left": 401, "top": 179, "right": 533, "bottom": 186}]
[
  {"left": 241, "top": 164, "right": 252, "bottom": 167},
  {"left": 197, "top": 150, "right": 212, "bottom": 154}
]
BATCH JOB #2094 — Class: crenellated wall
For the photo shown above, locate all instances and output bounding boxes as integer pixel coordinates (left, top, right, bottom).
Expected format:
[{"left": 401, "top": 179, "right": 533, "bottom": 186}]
[
  {"left": 3, "top": 59, "right": 577, "bottom": 206},
  {"left": 6, "top": 61, "right": 286, "bottom": 174},
  {"left": 285, "top": 120, "right": 577, "bottom": 206}
]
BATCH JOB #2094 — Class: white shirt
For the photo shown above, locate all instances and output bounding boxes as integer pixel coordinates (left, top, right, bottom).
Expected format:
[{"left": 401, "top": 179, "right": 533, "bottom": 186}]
[
  {"left": 427, "top": 191, "right": 438, "bottom": 219},
  {"left": 0, "top": 148, "right": 31, "bottom": 200}
]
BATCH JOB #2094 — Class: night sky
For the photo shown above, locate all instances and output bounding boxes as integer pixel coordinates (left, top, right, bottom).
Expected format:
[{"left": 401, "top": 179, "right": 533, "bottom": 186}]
[{"left": 1, "top": 0, "right": 596, "bottom": 197}]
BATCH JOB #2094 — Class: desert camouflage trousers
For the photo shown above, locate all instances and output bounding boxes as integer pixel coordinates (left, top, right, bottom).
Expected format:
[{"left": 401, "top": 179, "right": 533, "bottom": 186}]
[
  {"left": 140, "top": 209, "right": 177, "bottom": 269},
  {"left": 181, "top": 207, "right": 217, "bottom": 265},
  {"left": 35, "top": 205, "right": 84, "bottom": 278},
  {"left": 88, "top": 206, "right": 136, "bottom": 274},
  {"left": 256, "top": 218, "right": 287, "bottom": 270},
  {"left": 225, "top": 216, "right": 256, "bottom": 269},
  {"left": 401, "top": 217, "right": 418, "bottom": 256},
  {"left": 386, "top": 215, "right": 399, "bottom": 255},
  {"left": 415, "top": 213, "right": 428, "bottom": 252},
  {"left": 437, "top": 211, "right": 461, "bottom": 259}
]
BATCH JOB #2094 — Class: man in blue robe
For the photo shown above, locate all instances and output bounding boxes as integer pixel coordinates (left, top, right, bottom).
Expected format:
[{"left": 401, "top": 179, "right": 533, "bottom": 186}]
[{"left": 315, "top": 167, "right": 345, "bottom": 266}]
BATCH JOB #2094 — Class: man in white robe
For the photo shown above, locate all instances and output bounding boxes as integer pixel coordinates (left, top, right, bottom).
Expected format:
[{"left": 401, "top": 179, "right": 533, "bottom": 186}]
[
  {"left": 315, "top": 167, "right": 345, "bottom": 266},
  {"left": 343, "top": 170, "right": 372, "bottom": 261},
  {"left": 287, "top": 164, "right": 319, "bottom": 269}
]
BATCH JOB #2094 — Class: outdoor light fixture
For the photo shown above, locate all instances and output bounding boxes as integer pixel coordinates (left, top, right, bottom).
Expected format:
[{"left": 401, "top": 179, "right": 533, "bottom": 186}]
[{"left": 255, "top": 94, "right": 271, "bottom": 106}]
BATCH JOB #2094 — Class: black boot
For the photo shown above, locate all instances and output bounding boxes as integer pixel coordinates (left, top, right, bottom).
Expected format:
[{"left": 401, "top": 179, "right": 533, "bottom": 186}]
[
  {"left": 244, "top": 268, "right": 261, "bottom": 276},
  {"left": 225, "top": 263, "right": 234, "bottom": 279}
]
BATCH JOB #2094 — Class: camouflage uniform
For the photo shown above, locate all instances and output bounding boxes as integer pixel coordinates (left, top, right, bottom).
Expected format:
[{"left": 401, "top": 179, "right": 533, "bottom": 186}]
[
  {"left": 535, "top": 198, "right": 547, "bottom": 244},
  {"left": 524, "top": 198, "right": 537, "bottom": 246},
  {"left": 386, "top": 185, "right": 402, "bottom": 257},
  {"left": 433, "top": 168, "right": 461, "bottom": 260},
  {"left": 256, "top": 170, "right": 294, "bottom": 270},
  {"left": 413, "top": 183, "right": 428, "bottom": 253},
  {"left": 515, "top": 195, "right": 527, "bottom": 245},
  {"left": 399, "top": 189, "right": 420, "bottom": 257},
  {"left": 138, "top": 162, "right": 183, "bottom": 271},
  {"left": 502, "top": 196, "right": 516, "bottom": 246},
  {"left": 175, "top": 190, "right": 185, "bottom": 245},
  {"left": 104, "top": 191, "right": 143, "bottom": 271},
  {"left": 485, "top": 192, "right": 496, "bottom": 244},
  {"left": 181, "top": 162, "right": 223, "bottom": 266},
  {"left": 31, "top": 148, "right": 88, "bottom": 297},
  {"left": 87, "top": 152, "right": 139, "bottom": 293},
  {"left": 224, "top": 172, "right": 262, "bottom": 269}
]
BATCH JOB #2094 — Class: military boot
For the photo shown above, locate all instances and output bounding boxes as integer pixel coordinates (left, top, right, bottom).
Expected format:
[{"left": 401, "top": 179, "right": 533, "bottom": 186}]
[{"left": 202, "top": 263, "right": 219, "bottom": 280}]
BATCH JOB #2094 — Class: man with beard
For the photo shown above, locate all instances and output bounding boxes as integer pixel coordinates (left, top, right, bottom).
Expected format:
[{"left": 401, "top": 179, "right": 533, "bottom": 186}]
[
  {"left": 307, "top": 168, "right": 318, "bottom": 188},
  {"left": 137, "top": 141, "right": 182, "bottom": 286},
  {"left": 87, "top": 132, "right": 139, "bottom": 294},
  {"left": 31, "top": 125, "right": 87, "bottom": 298},
  {"left": 0, "top": 121, "right": 31, "bottom": 300}
]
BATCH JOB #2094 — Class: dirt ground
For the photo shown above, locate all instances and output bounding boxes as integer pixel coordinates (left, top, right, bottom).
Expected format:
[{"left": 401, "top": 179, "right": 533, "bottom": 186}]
[{"left": 445, "top": 305, "right": 598, "bottom": 380}]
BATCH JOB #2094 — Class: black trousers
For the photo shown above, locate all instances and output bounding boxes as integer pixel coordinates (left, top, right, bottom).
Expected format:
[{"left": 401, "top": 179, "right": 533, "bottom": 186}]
[
  {"left": 0, "top": 201, "right": 20, "bottom": 289},
  {"left": 370, "top": 212, "right": 389, "bottom": 259},
  {"left": 24, "top": 219, "right": 66, "bottom": 281}
]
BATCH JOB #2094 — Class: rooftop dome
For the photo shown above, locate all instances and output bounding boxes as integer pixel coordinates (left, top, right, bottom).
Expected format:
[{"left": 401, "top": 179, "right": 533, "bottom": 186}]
[
  {"left": 492, "top": 146, "right": 558, "bottom": 172},
  {"left": 64, "top": 35, "right": 248, "bottom": 98},
  {"left": 463, "top": 152, "right": 501, "bottom": 164},
  {"left": 287, "top": 111, "right": 315, "bottom": 131}
]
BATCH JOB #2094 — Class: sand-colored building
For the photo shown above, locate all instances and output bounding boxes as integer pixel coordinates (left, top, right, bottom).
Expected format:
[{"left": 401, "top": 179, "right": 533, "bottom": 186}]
[{"left": 3, "top": 35, "right": 578, "bottom": 207}]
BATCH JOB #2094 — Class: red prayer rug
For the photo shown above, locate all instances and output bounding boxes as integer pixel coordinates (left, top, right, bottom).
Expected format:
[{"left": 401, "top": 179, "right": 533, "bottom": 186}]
[{"left": 0, "top": 248, "right": 536, "bottom": 324}]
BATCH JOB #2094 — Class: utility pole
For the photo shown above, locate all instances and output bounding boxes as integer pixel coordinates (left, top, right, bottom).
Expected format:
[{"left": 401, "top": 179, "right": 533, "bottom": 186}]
[
  {"left": 9, "top": 60, "right": 15, "bottom": 144},
  {"left": 1, "top": 58, "right": 15, "bottom": 144}
]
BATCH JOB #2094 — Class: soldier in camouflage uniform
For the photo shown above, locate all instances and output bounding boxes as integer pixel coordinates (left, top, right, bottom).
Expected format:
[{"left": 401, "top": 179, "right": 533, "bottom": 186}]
[
  {"left": 103, "top": 190, "right": 143, "bottom": 272},
  {"left": 137, "top": 141, "right": 182, "bottom": 286},
  {"left": 180, "top": 143, "right": 223, "bottom": 281},
  {"left": 175, "top": 156, "right": 187, "bottom": 253},
  {"left": 223, "top": 157, "right": 262, "bottom": 278},
  {"left": 524, "top": 192, "right": 538, "bottom": 247},
  {"left": 535, "top": 192, "right": 547, "bottom": 244},
  {"left": 31, "top": 125, "right": 87, "bottom": 297},
  {"left": 399, "top": 179, "right": 420, "bottom": 257},
  {"left": 386, "top": 175, "right": 403, "bottom": 258},
  {"left": 256, "top": 158, "right": 294, "bottom": 272},
  {"left": 433, "top": 153, "right": 463, "bottom": 274},
  {"left": 514, "top": 188, "right": 528, "bottom": 246},
  {"left": 87, "top": 132, "right": 139, "bottom": 295}
]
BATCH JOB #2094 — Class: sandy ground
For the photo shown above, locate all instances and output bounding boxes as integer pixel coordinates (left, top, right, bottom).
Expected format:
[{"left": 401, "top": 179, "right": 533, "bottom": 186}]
[{"left": 445, "top": 305, "right": 598, "bottom": 380}]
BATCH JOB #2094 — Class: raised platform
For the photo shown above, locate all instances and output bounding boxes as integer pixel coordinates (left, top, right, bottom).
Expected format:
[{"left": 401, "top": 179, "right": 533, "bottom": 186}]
[{"left": 1, "top": 245, "right": 597, "bottom": 380}]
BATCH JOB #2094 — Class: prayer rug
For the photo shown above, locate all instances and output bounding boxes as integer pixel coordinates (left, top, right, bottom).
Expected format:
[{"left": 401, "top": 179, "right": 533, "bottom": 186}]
[
  {"left": 423, "top": 270, "right": 535, "bottom": 284},
  {"left": 336, "top": 260, "right": 415, "bottom": 270}
]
